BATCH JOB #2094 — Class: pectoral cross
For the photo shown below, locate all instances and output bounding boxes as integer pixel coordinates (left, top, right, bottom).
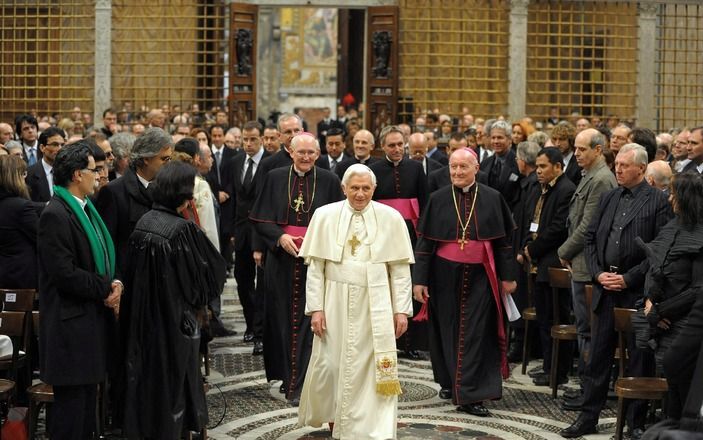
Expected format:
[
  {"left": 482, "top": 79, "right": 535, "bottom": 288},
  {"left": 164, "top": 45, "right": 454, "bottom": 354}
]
[
  {"left": 458, "top": 232, "right": 467, "bottom": 251},
  {"left": 348, "top": 234, "right": 361, "bottom": 256},
  {"left": 293, "top": 192, "right": 305, "bottom": 213}
]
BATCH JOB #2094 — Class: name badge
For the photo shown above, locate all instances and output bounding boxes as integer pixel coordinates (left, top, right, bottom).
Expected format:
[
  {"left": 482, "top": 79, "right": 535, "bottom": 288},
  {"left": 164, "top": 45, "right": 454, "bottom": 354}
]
[
  {"left": 529, "top": 222, "right": 539, "bottom": 233},
  {"left": 509, "top": 173, "right": 519, "bottom": 182}
]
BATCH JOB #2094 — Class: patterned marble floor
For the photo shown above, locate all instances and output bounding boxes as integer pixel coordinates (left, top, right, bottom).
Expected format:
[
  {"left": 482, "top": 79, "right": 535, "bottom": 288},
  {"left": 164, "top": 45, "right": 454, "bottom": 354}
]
[{"left": 205, "top": 279, "right": 622, "bottom": 440}]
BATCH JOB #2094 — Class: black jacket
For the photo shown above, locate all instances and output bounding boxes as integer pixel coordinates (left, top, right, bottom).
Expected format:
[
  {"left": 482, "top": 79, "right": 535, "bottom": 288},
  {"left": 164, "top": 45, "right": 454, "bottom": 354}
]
[
  {"left": 25, "top": 161, "right": 51, "bottom": 203},
  {"left": 37, "top": 196, "right": 112, "bottom": 385},
  {"left": 479, "top": 149, "right": 521, "bottom": 209},
  {"left": 523, "top": 174, "right": 576, "bottom": 282},
  {"left": 584, "top": 181, "right": 673, "bottom": 310},
  {"left": 0, "top": 190, "right": 40, "bottom": 289},
  {"left": 95, "top": 168, "right": 152, "bottom": 277},
  {"left": 227, "top": 150, "right": 270, "bottom": 251}
]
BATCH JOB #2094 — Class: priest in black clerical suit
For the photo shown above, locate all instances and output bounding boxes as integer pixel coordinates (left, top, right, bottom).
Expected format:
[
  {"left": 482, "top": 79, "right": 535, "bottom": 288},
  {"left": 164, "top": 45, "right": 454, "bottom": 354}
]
[
  {"left": 413, "top": 149, "right": 516, "bottom": 417},
  {"left": 249, "top": 133, "right": 343, "bottom": 405}
]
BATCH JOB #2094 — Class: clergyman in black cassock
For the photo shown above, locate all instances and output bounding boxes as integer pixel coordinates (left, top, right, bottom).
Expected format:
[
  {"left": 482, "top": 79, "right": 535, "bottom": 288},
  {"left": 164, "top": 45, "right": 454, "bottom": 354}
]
[
  {"left": 250, "top": 153, "right": 343, "bottom": 403},
  {"left": 413, "top": 150, "right": 516, "bottom": 413}
]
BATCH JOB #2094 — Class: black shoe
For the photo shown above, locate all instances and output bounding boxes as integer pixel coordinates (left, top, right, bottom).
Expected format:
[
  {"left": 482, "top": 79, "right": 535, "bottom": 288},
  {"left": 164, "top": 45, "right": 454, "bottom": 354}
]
[
  {"left": 243, "top": 331, "right": 255, "bottom": 343},
  {"left": 563, "top": 388, "right": 582, "bottom": 400},
  {"left": 533, "top": 373, "right": 567, "bottom": 387},
  {"left": 457, "top": 402, "right": 490, "bottom": 417},
  {"left": 279, "top": 384, "right": 286, "bottom": 394},
  {"left": 628, "top": 428, "right": 645, "bottom": 440},
  {"left": 438, "top": 388, "right": 452, "bottom": 400},
  {"left": 507, "top": 343, "right": 523, "bottom": 363},
  {"left": 404, "top": 350, "right": 422, "bottom": 360},
  {"left": 289, "top": 398, "right": 300, "bottom": 407},
  {"left": 527, "top": 366, "right": 544, "bottom": 378},
  {"left": 212, "top": 326, "right": 237, "bottom": 337},
  {"left": 559, "top": 415, "right": 597, "bottom": 438},
  {"left": 560, "top": 396, "right": 584, "bottom": 411},
  {"left": 252, "top": 341, "right": 264, "bottom": 355}
]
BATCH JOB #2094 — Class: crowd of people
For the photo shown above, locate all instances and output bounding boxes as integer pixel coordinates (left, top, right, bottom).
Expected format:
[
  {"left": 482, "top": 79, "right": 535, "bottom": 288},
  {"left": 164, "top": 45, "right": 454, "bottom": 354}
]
[{"left": 0, "top": 104, "right": 702, "bottom": 439}]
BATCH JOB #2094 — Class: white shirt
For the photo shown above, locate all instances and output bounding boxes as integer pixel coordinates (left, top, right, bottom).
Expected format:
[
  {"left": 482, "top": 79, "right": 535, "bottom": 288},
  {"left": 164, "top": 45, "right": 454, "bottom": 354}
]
[
  {"left": 136, "top": 173, "right": 150, "bottom": 188},
  {"left": 41, "top": 159, "right": 54, "bottom": 196},
  {"left": 328, "top": 153, "right": 345, "bottom": 169},
  {"left": 479, "top": 147, "right": 494, "bottom": 163},
  {"left": 675, "top": 158, "right": 691, "bottom": 173},
  {"left": 24, "top": 141, "right": 38, "bottom": 161},
  {"left": 697, "top": 162, "right": 703, "bottom": 174},
  {"left": 72, "top": 194, "right": 87, "bottom": 210},
  {"left": 243, "top": 148, "right": 264, "bottom": 182},
  {"left": 563, "top": 151, "right": 574, "bottom": 170},
  {"left": 212, "top": 145, "right": 225, "bottom": 162}
]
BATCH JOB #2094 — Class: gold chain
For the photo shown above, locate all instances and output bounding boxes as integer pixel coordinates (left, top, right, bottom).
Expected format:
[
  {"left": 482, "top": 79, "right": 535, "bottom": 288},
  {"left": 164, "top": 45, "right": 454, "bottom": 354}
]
[
  {"left": 287, "top": 165, "right": 317, "bottom": 213},
  {"left": 451, "top": 184, "right": 478, "bottom": 250}
]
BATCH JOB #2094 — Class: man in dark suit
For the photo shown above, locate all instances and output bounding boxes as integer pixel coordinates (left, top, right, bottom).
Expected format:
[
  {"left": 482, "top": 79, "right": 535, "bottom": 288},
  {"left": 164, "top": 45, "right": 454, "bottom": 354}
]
[
  {"left": 424, "top": 130, "right": 448, "bottom": 165},
  {"left": 551, "top": 122, "right": 583, "bottom": 186},
  {"left": 228, "top": 121, "right": 270, "bottom": 354},
  {"left": 26, "top": 127, "right": 65, "bottom": 203},
  {"left": 38, "top": 141, "right": 122, "bottom": 439},
  {"left": 561, "top": 143, "right": 673, "bottom": 438},
  {"left": 314, "top": 127, "right": 346, "bottom": 173},
  {"left": 682, "top": 126, "right": 703, "bottom": 174},
  {"left": 316, "top": 106, "right": 333, "bottom": 150},
  {"left": 15, "top": 114, "right": 40, "bottom": 165},
  {"left": 479, "top": 120, "right": 521, "bottom": 209},
  {"left": 519, "top": 147, "right": 576, "bottom": 386}
]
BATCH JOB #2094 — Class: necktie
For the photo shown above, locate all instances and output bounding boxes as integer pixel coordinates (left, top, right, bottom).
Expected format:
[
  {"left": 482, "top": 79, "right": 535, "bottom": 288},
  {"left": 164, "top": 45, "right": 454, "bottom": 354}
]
[
  {"left": 28, "top": 148, "right": 36, "bottom": 166},
  {"left": 481, "top": 149, "right": 487, "bottom": 163},
  {"left": 214, "top": 151, "right": 222, "bottom": 183},
  {"left": 330, "top": 159, "right": 337, "bottom": 172},
  {"left": 490, "top": 158, "right": 503, "bottom": 187},
  {"left": 243, "top": 157, "right": 254, "bottom": 188}
]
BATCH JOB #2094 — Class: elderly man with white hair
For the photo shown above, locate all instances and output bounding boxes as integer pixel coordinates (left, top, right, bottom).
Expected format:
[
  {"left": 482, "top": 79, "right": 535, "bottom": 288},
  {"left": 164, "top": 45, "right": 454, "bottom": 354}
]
[
  {"left": 298, "top": 164, "right": 414, "bottom": 439},
  {"left": 645, "top": 160, "right": 673, "bottom": 192}
]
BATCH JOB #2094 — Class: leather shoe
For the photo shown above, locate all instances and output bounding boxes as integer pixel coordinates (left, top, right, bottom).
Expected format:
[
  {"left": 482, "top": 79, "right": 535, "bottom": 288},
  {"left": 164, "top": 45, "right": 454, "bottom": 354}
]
[
  {"left": 404, "top": 350, "right": 423, "bottom": 360},
  {"left": 212, "top": 326, "right": 237, "bottom": 337},
  {"left": 559, "top": 415, "right": 597, "bottom": 438},
  {"left": 252, "top": 341, "right": 264, "bottom": 356},
  {"left": 628, "top": 428, "right": 644, "bottom": 440},
  {"left": 563, "top": 388, "right": 582, "bottom": 400},
  {"left": 527, "top": 366, "right": 544, "bottom": 378},
  {"left": 279, "top": 384, "right": 286, "bottom": 394},
  {"left": 289, "top": 398, "right": 300, "bottom": 407},
  {"left": 243, "top": 331, "right": 254, "bottom": 343},
  {"left": 457, "top": 402, "right": 490, "bottom": 417},
  {"left": 533, "top": 373, "right": 567, "bottom": 387},
  {"left": 438, "top": 388, "right": 452, "bottom": 400},
  {"left": 560, "top": 396, "right": 584, "bottom": 411}
]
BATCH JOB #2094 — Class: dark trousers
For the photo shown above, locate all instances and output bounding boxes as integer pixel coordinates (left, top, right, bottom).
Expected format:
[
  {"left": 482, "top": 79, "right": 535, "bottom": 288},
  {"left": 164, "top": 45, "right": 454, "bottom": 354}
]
[
  {"left": 534, "top": 281, "right": 572, "bottom": 379},
  {"left": 234, "top": 246, "right": 263, "bottom": 339},
  {"left": 581, "top": 291, "right": 654, "bottom": 429},
  {"left": 51, "top": 384, "right": 97, "bottom": 440}
]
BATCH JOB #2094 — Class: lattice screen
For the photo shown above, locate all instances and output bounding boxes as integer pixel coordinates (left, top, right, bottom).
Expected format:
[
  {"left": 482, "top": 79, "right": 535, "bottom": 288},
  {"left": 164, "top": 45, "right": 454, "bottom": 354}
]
[
  {"left": 111, "top": 0, "right": 227, "bottom": 116},
  {"left": 656, "top": 3, "right": 703, "bottom": 131},
  {"left": 526, "top": 1, "right": 639, "bottom": 124},
  {"left": 0, "top": 2, "right": 94, "bottom": 123},
  {"left": 397, "top": 0, "right": 510, "bottom": 121}
]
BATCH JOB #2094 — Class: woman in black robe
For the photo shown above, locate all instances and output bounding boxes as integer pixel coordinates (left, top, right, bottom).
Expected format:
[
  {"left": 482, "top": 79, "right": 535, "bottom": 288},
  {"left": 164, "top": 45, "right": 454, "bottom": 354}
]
[{"left": 122, "top": 161, "right": 226, "bottom": 439}]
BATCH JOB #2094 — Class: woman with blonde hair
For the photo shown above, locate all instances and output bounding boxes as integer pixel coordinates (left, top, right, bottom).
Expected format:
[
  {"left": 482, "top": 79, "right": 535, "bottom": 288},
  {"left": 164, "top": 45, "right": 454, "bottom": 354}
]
[{"left": 0, "top": 155, "right": 41, "bottom": 288}]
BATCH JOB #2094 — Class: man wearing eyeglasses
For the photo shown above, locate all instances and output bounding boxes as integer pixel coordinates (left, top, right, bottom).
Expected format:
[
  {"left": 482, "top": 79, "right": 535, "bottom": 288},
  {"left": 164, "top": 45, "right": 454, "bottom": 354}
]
[{"left": 26, "top": 126, "right": 65, "bottom": 203}]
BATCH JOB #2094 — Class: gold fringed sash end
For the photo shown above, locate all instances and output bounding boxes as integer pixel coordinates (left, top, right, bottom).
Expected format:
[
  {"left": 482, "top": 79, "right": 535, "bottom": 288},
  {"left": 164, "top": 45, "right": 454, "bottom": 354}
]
[{"left": 376, "top": 380, "right": 402, "bottom": 396}]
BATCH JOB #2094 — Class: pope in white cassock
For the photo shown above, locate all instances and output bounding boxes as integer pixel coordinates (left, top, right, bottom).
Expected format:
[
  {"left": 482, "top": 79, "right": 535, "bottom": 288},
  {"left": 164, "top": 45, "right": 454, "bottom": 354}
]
[{"left": 297, "top": 164, "right": 415, "bottom": 439}]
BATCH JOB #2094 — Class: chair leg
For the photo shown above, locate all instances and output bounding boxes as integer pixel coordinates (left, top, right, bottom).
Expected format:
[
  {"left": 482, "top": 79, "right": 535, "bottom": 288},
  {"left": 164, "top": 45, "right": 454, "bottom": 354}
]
[
  {"left": 615, "top": 396, "right": 626, "bottom": 440},
  {"left": 201, "top": 427, "right": 208, "bottom": 439},
  {"left": 28, "top": 400, "right": 39, "bottom": 440},
  {"left": 550, "top": 338, "right": 559, "bottom": 399},
  {"left": 521, "top": 320, "right": 530, "bottom": 375}
]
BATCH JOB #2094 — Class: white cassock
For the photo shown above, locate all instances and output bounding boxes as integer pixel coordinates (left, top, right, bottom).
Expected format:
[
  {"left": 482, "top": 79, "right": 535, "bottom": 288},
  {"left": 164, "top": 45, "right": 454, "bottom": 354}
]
[
  {"left": 297, "top": 200, "right": 414, "bottom": 440},
  {"left": 192, "top": 175, "right": 220, "bottom": 251}
]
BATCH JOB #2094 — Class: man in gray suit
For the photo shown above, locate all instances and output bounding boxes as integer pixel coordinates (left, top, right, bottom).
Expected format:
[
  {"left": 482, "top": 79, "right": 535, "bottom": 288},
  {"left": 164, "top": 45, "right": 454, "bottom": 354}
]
[{"left": 557, "top": 128, "right": 616, "bottom": 406}]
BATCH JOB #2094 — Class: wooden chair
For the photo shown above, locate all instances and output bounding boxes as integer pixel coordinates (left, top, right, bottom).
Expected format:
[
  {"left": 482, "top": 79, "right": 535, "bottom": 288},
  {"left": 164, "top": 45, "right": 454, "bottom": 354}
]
[
  {"left": 521, "top": 270, "right": 538, "bottom": 375},
  {"left": 26, "top": 312, "right": 54, "bottom": 440},
  {"left": 0, "top": 289, "right": 37, "bottom": 390},
  {"left": 0, "top": 311, "right": 26, "bottom": 420},
  {"left": 548, "top": 267, "right": 577, "bottom": 399},
  {"left": 612, "top": 307, "right": 668, "bottom": 440}
]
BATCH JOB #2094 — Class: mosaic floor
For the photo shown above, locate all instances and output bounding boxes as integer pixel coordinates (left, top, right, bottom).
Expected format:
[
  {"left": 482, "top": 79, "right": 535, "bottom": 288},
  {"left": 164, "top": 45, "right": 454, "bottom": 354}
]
[{"left": 204, "top": 279, "right": 622, "bottom": 440}]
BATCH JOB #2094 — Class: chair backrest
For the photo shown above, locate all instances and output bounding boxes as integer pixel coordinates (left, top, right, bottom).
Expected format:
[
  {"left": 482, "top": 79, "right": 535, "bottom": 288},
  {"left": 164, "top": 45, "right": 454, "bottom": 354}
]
[
  {"left": 0, "top": 311, "right": 28, "bottom": 380},
  {"left": 0, "top": 289, "right": 36, "bottom": 313},
  {"left": 613, "top": 307, "right": 636, "bottom": 377},
  {"left": 548, "top": 267, "right": 572, "bottom": 289}
]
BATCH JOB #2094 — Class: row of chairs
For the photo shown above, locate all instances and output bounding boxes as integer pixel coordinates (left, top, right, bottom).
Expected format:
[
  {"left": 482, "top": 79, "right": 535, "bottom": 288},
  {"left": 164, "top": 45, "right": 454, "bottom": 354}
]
[{"left": 519, "top": 268, "right": 668, "bottom": 440}]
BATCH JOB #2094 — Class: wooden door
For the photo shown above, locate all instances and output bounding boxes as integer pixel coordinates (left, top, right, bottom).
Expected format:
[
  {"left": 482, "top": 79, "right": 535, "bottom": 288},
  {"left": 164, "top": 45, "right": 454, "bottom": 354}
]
[
  {"left": 364, "top": 6, "right": 399, "bottom": 145},
  {"left": 229, "top": 3, "right": 257, "bottom": 128}
]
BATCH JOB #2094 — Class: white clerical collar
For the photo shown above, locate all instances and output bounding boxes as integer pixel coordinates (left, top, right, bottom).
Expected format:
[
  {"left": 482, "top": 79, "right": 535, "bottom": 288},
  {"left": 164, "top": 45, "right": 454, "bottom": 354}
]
[
  {"left": 248, "top": 147, "right": 264, "bottom": 164},
  {"left": 41, "top": 158, "right": 52, "bottom": 174},
  {"left": 386, "top": 156, "right": 401, "bottom": 167},
  {"left": 457, "top": 181, "right": 476, "bottom": 193},
  {"left": 136, "top": 172, "right": 151, "bottom": 188},
  {"left": 356, "top": 155, "right": 371, "bottom": 163},
  {"left": 293, "top": 165, "right": 307, "bottom": 177},
  {"left": 72, "top": 194, "right": 87, "bottom": 209}
]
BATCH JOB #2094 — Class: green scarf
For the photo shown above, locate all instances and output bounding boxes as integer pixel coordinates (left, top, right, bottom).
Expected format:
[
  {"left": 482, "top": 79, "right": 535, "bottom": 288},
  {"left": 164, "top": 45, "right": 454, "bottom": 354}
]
[{"left": 53, "top": 185, "right": 116, "bottom": 279}]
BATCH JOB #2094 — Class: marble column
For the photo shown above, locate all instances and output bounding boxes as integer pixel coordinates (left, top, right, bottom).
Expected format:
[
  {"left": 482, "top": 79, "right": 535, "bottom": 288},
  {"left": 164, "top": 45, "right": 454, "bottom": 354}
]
[
  {"left": 636, "top": 2, "right": 659, "bottom": 128},
  {"left": 508, "top": 0, "right": 529, "bottom": 120},
  {"left": 94, "top": 0, "right": 112, "bottom": 125},
  {"left": 256, "top": 6, "right": 282, "bottom": 120}
]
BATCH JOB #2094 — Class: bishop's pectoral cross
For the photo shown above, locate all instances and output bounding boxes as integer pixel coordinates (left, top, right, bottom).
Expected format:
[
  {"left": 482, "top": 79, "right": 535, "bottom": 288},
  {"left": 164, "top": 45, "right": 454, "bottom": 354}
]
[
  {"left": 293, "top": 192, "right": 305, "bottom": 213},
  {"left": 348, "top": 234, "right": 361, "bottom": 256},
  {"left": 458, "top": 232, "right": 467, "bottom": 251}
]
